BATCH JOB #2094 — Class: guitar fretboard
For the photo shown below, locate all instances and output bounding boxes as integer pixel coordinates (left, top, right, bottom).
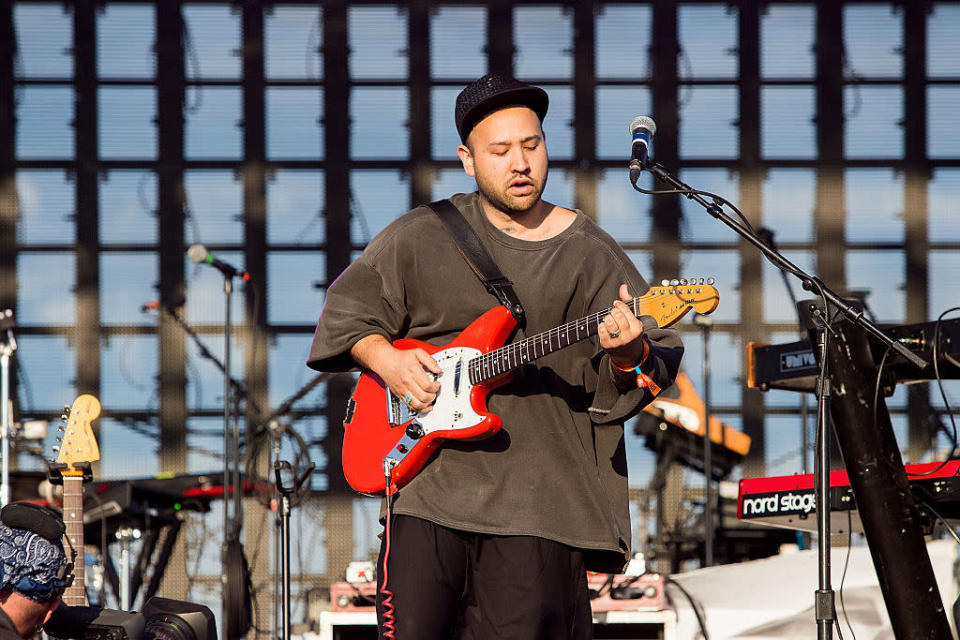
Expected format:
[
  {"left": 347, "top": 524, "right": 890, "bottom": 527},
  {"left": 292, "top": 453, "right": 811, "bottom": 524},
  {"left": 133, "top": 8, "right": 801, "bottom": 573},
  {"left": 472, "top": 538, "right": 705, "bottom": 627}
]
[
  {"left": 468, "top": 296, "right": 647, "bottom": 384},
  {"left": 61, "top": 475, "right": 87, "bottom": 606}
]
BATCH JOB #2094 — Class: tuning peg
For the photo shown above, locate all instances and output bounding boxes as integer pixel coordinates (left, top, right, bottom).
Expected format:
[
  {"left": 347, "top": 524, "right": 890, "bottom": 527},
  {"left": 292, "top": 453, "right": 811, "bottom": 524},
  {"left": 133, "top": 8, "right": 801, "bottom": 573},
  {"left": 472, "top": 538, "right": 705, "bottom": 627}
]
[
  {"left": 670, "top": 279, "right": 679, "bottom": 286},
  {"left": 679, "top": 278, "right": 688, "bottom": 285},
  {"left": 707, "top": 277, "right": 715, "bottom": 285},
  {"left": 51, "top": 446, "right": 60, "bottom": 453},
  {"left": 661, "top": 279, "right": 669, "bottom": 286}
]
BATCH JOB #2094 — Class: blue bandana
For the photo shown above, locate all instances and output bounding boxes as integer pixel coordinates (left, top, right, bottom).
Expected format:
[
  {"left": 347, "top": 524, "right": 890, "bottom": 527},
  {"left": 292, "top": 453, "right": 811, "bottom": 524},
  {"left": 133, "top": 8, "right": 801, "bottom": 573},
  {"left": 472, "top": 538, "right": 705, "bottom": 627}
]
[{"left": 0, "top": 522, "right": 67, "bottom": 602}]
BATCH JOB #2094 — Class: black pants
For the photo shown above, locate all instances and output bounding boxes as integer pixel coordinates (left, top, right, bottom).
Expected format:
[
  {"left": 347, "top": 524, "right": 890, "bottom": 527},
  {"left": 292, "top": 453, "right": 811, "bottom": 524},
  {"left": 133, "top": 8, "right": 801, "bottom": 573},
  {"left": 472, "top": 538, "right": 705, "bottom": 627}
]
[{"left": 376, "top": 515, "right": 593, "bottom": 640}]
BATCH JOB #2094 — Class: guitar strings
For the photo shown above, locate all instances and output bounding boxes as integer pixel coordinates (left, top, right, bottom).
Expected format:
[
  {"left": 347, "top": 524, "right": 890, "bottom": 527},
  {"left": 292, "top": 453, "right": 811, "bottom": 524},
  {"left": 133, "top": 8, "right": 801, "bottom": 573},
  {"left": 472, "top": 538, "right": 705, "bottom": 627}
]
[{"left": 469, "top": 286, "right": 714, "bottom": 384}]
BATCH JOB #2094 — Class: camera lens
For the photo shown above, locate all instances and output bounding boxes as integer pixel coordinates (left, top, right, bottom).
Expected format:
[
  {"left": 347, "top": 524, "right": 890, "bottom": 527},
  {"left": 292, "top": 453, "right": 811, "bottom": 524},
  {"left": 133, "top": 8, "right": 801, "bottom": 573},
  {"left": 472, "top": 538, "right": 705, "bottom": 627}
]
[{"left": 143, "top": 616, "right": 197, "bottom": 640}]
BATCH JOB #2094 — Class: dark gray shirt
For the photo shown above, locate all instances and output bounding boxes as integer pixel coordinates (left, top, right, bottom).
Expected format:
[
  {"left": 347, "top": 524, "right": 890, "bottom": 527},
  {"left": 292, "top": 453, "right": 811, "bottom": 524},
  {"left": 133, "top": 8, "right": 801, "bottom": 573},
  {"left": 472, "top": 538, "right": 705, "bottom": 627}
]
[
  {"left": 308, "top": 192, "right": 683, "bottom": 571},
  {"left": 0, "top": 605, "right": 21, "bottom": 640}
]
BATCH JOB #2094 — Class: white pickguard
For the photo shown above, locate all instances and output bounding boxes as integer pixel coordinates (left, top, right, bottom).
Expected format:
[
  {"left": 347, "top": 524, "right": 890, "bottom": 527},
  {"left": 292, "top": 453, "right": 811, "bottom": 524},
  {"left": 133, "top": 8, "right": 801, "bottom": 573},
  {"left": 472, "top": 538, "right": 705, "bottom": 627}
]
[{"left": 391, "top": 346, "right": 486, "bottom": 434}]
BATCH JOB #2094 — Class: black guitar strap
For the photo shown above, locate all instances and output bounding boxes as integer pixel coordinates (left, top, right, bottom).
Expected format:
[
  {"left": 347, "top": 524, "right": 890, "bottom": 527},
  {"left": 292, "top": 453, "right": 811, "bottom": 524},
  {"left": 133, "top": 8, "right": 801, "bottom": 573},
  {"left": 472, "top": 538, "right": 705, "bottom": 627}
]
[{"left": 427, "top": 198, "right": 526, "bottom": 329}]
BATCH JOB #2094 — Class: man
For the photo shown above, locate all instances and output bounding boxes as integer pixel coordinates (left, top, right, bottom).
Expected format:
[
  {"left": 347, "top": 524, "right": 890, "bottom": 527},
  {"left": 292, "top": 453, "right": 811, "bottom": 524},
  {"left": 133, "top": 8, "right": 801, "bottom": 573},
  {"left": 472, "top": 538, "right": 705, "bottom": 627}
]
[
  {"left": 308, "top": 73, "right": 683, "bottom": 639},
  {"left": 0, "top": 504, "right": 70, "bottom": 639}
]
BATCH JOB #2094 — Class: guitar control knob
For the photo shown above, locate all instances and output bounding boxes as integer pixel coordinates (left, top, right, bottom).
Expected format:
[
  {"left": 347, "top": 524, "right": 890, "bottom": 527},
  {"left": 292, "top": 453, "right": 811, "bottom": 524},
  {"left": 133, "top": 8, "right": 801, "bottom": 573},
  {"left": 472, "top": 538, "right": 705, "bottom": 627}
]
[{"left": 405, "top": 422, "right": 424, "bottom": 440}]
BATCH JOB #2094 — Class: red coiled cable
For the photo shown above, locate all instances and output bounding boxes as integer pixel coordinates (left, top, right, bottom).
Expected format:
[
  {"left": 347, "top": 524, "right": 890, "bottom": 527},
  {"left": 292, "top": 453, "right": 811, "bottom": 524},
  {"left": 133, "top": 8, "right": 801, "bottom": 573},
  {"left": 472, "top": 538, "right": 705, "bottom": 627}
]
[{"left": 380, "top": 469, "right": 398, "bottom": 639}]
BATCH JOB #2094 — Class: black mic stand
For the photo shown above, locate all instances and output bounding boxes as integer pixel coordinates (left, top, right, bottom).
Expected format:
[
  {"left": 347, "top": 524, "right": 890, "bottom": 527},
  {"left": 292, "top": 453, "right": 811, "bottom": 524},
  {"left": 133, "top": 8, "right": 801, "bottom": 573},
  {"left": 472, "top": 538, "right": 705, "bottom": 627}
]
[
  {"left": 220, "top": 273, "right": 241, "bottom": 640},
  {"left": 154, "top": 277, "right": 248, "bottom": 636},
  {"left": 274, "top": 460, "right": 314, "bottom": 640},
  {"left": 632, "top": 159, "right": 930, "bottom": 640},
  {"left": 692, "top": 312, "right": 714, "bottom": 567}
]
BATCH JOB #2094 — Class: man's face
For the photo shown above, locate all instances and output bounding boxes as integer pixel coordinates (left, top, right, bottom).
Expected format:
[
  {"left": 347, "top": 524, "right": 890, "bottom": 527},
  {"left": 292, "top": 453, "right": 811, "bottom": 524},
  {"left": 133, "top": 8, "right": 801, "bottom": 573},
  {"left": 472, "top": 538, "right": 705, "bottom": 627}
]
[{"left": 457, "top": 106, "right": 549, "bottom": 216}]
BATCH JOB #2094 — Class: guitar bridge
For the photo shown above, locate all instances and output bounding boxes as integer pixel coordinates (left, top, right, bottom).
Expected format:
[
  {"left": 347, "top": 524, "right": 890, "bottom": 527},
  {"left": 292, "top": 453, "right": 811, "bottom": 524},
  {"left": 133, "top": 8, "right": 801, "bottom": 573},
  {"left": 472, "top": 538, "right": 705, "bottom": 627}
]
[{"left": 386, "top": 388, "right": 416, "bottom": 426}]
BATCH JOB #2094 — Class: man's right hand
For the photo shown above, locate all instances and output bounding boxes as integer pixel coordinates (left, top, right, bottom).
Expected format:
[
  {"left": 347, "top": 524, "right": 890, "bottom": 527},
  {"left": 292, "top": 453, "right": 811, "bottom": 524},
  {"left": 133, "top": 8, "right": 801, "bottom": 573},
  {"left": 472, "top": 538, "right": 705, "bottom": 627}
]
[{"left": 350, "top": 335, "right": 442, "bottom": 413}]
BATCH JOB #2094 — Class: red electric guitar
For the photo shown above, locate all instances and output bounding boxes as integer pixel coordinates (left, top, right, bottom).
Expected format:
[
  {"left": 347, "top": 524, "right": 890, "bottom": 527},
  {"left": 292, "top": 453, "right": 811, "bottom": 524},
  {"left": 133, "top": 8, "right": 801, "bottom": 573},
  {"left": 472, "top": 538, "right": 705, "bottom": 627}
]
[{"left": 342, "top": 279, "right": 719, "bottom": 495}]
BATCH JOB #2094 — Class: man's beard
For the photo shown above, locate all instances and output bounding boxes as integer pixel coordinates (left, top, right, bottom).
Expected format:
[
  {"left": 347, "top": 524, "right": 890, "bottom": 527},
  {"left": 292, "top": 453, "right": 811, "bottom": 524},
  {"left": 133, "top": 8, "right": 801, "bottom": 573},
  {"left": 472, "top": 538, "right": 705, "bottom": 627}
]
[{"left": 475, "top": 172, "right": 548, "bottom": 215}]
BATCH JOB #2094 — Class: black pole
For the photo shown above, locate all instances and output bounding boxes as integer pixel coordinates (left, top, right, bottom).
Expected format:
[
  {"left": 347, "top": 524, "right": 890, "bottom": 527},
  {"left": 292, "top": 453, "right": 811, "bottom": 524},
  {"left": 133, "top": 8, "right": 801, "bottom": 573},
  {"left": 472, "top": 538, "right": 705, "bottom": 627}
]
[
  {"left": 221, "top": 276, "right": 233, "bottom": 636},
  {"left": 694, "top": 313, "right": 713, "bottom": 566},
  {"left": 826, "top": 318, "right": 952, "bottom": 639},
  {"left": 813, "top": 324, "right": 834, "bottom": 640}
]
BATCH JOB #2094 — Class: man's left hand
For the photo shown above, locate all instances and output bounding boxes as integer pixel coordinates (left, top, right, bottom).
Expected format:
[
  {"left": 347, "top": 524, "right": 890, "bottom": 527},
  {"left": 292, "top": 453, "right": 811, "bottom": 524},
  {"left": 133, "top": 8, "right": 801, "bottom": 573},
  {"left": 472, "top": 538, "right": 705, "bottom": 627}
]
[{"left": 598, "top": 284, "right": 647, "bottom": 368}]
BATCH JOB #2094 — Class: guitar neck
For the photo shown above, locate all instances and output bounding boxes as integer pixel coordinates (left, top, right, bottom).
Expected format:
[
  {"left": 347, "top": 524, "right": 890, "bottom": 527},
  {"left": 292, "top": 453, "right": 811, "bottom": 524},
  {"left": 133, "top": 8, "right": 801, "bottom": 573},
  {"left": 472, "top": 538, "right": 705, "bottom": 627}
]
[
  {"left": 61, "top": 475, "right": 87, "bottom": 606},
  {"left": 468, "top": 295, "right": 647, "bottom": 385}
]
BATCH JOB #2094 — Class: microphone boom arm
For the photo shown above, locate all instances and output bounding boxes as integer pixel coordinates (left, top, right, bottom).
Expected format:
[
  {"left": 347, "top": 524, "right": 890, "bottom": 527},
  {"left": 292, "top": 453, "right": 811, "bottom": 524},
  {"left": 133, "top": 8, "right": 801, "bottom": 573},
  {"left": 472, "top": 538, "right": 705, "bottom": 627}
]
[{"left": 637, "top": 160, "right": 927, "bottom": 370}]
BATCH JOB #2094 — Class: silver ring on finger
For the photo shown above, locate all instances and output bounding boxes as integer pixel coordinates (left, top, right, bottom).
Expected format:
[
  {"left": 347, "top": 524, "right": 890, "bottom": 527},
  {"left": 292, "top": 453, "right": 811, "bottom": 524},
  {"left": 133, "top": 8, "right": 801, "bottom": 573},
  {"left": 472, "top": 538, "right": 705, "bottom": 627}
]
[
  {"left": 609, "top": 329, "right": 620, "bottom": 339},
  {"left": 404, "top": 393, "right": 412, "bottom": 404}
]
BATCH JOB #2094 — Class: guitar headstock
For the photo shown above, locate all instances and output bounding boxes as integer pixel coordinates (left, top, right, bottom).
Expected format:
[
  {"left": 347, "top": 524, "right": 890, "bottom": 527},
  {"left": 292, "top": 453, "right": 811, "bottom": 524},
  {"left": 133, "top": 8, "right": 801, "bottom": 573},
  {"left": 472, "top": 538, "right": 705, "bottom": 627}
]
[
  {"left": 640, "top": 278, "right": 720, "bottom": 328},
  {"left": 54, "top": 394, "right": 102, "bottom": 475}
]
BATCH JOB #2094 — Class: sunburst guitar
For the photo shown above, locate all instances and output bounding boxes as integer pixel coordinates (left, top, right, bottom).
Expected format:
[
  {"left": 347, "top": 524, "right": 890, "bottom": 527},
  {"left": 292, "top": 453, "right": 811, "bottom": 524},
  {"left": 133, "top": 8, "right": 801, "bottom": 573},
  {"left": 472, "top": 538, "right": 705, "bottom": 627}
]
[
  {"left": 342, "top": 279, "right": 719, "bottom": 495},
  {"left": 54, "top": 393, "right": 101, "bottom": 606}
]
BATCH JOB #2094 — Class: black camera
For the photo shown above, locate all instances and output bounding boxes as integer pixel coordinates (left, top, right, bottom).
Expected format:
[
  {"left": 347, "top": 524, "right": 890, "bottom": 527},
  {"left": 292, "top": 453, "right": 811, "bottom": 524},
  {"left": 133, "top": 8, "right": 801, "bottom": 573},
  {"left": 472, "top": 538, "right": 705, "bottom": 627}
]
[{"left": 45, "top": 596, "right": 216, "bottom": 640}]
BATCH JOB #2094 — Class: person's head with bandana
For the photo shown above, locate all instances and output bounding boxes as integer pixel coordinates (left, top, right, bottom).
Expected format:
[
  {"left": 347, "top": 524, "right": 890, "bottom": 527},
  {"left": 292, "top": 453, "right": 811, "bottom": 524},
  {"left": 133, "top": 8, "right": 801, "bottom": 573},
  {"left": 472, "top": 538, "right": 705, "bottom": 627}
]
[{"left": 0, "top": 503, "right": 71, "bottom": 639}]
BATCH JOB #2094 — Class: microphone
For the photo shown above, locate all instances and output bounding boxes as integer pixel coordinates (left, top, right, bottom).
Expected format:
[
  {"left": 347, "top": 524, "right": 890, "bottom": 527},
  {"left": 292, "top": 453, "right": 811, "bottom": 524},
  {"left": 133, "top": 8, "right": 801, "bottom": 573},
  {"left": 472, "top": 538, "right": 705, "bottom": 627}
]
[
  {"left": 187, "top": 244, "right": 250, "bottom": 281},
  {"left": 628, "top": 116, "right": 657, "bottom": 184}
]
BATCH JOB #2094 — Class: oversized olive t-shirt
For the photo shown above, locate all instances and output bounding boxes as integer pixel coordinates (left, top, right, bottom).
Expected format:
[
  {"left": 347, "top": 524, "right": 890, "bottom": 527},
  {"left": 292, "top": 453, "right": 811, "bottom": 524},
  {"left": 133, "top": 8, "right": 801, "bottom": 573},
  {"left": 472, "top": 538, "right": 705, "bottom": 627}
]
[{"left": 308, "top": 192, "right": 683, "bottom": 572}]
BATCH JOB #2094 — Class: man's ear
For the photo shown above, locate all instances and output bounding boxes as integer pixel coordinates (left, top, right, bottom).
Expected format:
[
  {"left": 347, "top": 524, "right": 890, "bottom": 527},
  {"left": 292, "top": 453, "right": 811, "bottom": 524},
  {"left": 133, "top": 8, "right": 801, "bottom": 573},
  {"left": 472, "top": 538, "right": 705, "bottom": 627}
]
[{"left": 457, "top": 144, "right": 476, "bottom": 178}]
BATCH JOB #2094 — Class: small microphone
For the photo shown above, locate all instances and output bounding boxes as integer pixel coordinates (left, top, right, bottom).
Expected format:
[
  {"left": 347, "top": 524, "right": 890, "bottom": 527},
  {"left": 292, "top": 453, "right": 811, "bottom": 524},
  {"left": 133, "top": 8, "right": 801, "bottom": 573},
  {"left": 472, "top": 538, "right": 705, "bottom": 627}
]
[
  {"left": 628, "top": 116, "right": 657, "bottom": 184},
  {"left": 141, "top": 300, "right": 162, "bottom": 312},
  {"left": 187, "top": 244, "right": 250, "bottom": 281}
]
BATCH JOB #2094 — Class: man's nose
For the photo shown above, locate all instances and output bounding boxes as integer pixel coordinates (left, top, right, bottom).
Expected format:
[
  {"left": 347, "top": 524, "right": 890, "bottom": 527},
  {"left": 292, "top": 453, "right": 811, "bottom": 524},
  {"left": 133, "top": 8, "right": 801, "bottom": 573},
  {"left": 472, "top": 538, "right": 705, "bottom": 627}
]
[{"left": 510, "top": 147, "right": 530, "bottom": 172}]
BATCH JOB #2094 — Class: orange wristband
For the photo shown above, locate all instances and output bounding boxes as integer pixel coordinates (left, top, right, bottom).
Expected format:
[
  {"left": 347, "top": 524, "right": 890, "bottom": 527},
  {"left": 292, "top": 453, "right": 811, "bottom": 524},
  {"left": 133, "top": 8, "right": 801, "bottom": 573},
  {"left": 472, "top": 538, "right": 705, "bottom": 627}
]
[
  {"left": 610, "top": 336, "right": 650, "bottom": 372},
  {"left": 610, "top": 339, "right": 658, "bottom": 393}
]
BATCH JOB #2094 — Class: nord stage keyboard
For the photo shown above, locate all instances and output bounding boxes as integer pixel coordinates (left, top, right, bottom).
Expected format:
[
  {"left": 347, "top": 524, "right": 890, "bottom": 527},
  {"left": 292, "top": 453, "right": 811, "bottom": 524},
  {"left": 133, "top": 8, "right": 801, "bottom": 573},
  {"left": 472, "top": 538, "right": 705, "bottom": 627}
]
[{"left": 737, "top": 459, "right": 960, "bottom": 533}]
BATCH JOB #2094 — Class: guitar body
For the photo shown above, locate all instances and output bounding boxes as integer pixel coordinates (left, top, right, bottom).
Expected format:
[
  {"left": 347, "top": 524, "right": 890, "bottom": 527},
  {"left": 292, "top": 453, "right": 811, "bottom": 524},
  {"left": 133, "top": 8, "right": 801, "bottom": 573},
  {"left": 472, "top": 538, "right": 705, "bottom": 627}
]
[{"left": 343, "top": 305, "right": 517, "bottom": 494}]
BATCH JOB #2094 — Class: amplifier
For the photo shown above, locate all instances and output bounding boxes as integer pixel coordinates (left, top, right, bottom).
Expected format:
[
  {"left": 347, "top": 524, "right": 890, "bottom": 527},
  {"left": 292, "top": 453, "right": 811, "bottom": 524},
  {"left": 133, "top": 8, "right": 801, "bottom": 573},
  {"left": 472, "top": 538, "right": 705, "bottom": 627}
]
[
  {"left": 588, "top": 572, "right": 666, "bottom": 612},
  {"left": 330, "top": 581, "right": 377, "bottom": 612},
  {"left": 331, "top": 574, "right": 668, "bottom": 614}
]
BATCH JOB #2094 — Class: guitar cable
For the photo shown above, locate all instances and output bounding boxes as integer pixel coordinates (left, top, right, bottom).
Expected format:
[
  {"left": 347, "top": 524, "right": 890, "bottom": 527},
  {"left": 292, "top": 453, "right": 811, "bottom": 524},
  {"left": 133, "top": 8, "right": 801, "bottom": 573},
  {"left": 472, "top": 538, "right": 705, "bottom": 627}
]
[{"left": 380, "top": 459, "right": 399, "bottom": 640}]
